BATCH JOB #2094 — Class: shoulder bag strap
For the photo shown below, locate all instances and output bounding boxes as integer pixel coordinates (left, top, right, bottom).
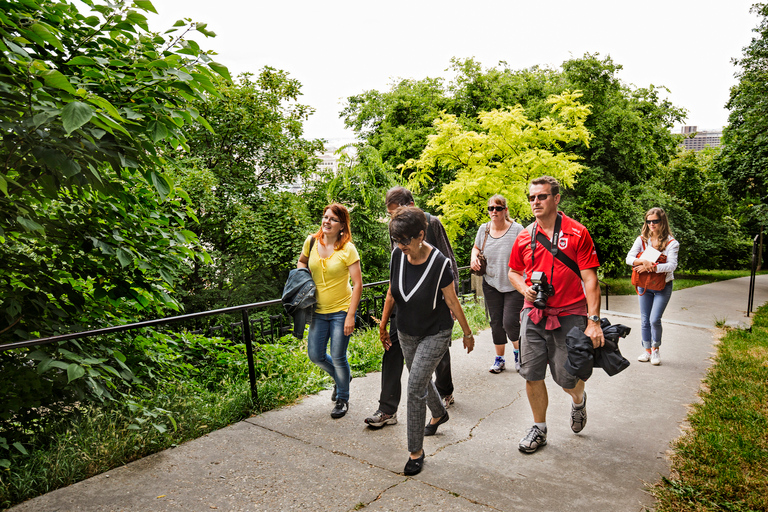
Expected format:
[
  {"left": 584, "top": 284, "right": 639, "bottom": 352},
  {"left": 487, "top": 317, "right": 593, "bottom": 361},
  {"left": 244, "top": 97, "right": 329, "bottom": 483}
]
[
  {"left": 529, "top": 215, "right": 581, "bottom": 280},
  {"left": 534, "top": 231, "right": 581, "bottom": 279},
  {"left": 480, "top": 222, "right": 491, "bottom": 254}
]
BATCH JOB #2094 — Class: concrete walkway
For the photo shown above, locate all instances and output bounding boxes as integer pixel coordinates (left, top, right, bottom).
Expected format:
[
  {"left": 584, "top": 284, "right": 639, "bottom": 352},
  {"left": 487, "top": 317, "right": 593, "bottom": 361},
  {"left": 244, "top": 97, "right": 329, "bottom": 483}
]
[{"left": 11, "top": 275, "right": 768, "bottom": 512}]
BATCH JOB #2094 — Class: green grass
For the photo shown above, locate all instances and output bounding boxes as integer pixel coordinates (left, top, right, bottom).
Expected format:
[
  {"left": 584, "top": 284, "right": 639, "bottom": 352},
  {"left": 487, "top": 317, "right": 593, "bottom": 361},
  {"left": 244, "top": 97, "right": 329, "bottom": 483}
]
[
  {"left": 601, "top": 269, "right": 768, "bottom": 296},
  {"left": 651, "top": 304, "right": 768, "bottom": 511},
  {"left": 0, "top": 300, "right": 489, "bottom": 509}
]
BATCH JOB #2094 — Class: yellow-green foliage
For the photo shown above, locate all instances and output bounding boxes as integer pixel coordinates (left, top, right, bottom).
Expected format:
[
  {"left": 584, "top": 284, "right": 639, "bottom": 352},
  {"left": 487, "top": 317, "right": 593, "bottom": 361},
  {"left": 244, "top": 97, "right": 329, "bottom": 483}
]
[{"left": 403, "top": 90, "right": 591, "bottom": 239}]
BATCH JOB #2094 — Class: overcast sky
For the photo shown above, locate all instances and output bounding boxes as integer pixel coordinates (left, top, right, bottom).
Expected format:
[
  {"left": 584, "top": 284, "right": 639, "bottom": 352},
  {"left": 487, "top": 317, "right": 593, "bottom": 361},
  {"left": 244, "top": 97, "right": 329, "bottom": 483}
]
[{"left": 148, "top": 0, "right": 760, "bottom": 145}]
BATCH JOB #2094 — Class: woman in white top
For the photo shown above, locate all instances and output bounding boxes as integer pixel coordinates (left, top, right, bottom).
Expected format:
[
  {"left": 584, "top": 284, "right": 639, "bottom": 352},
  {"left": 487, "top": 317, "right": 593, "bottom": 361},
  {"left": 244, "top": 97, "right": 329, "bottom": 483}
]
[
  {"left": 470, "top": 195, "right": 524, "bottom": 373},
  {"left": 625, "top": 207, "right": 679, "bottom": 366}
]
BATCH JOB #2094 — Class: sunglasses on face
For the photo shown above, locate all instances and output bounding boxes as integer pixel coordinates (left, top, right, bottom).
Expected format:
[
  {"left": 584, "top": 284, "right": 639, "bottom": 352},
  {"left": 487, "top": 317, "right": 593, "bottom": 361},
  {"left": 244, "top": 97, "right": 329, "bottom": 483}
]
[
  {"left": 488, "top": 206, "right": 506, "bottom": 212},
  {"left": 646, "top": 219, "right": 661, "bottom": 225},
  {"left": 391, "top": 236, "right": 413, "bottom": 246},
  {"left": 528, "top": 193, "right": 551, "bottom": 202}
]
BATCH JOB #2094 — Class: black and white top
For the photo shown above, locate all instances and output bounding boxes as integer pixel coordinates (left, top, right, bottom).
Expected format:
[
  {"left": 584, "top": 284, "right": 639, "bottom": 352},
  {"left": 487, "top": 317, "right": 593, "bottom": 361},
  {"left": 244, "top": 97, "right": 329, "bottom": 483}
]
[{"left": 389, "top": 246, "right": 455, "bottom": 337}]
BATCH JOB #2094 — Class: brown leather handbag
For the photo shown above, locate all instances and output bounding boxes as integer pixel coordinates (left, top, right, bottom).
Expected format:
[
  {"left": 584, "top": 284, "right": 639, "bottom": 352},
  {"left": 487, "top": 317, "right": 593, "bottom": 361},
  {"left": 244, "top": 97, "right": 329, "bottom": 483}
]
[{"left": 631, "top": 238, "right": 669, "bottom": 295}]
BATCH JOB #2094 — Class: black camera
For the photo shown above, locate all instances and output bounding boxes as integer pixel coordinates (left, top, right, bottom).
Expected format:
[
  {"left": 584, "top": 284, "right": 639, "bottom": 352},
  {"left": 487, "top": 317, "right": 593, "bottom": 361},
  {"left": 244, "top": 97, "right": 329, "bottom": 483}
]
[{"left": 530, "top": 271, "right": 555, "bottom": 310}]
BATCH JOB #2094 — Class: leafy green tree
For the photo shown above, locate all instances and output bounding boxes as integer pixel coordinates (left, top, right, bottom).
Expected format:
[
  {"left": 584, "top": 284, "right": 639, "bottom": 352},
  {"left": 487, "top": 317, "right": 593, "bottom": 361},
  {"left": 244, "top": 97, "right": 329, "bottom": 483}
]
[
  {"left": 448, "top": 57, "right": 565, "bottom": 128},
  {"left": 561, "top": 54, "right": 685, "bottom": 184},
  {"left": 341, "top": 77, "right": 454, "bottom": 170},
  {"left": 717, "top": 3, "right": 768, "bottom": 203},
  {"left": 0, "top": 0, "right": 230, "bottom": 340},
  {"left": 302, "top": 145, "right": 397, "bottom": 283},
  {"left": 402, "top": 92, "right": 591, "bottom": 239},
  {"left": 558, "top": 54, "right": 685, "bottom": 276},
  {"left": 342, "top": 55, "right": 687, "bottom": 275},
  {"left": 174, "top": 71, "right": 323, "bottom": 311},
  {"left": 650, "top": 149, "right": 750, "bottom": 271}
]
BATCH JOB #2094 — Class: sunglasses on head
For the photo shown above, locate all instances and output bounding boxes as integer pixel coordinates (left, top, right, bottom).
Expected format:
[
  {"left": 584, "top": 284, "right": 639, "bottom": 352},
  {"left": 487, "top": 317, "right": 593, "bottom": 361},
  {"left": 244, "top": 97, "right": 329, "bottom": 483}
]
[
  {"left": 488, "top": 206, "right": 505, "bottom": 212},
  {"left": 528, "top": 193, "right": 551, "bottom": 202},
  {"left": 646, "top": 219, "right": 661, "bottom": 225}
]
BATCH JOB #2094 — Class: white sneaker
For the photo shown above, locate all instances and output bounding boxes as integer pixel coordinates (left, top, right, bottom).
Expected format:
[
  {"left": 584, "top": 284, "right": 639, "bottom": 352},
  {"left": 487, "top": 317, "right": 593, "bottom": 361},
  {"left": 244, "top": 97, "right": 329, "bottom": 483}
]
[
  {"left": 651, "top": 348, "right": 661, "bottom": 365},
  {"left": 515, "top": 359, "right": 521, "bottom": 372},
  {"left": 489, "top": 356, "right": 505, "bottom": 373},
  {"left": 519, "top": 425, "right": 547, "bottom": 453},
  {"left": 638, "top": 351, "right": 651, "bottom": 362}
]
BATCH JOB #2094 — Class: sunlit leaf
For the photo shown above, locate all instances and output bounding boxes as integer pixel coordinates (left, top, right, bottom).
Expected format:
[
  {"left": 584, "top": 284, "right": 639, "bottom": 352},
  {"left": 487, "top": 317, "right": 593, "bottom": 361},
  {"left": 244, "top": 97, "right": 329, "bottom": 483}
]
[
  {"left": 16, "top": 217, "right": 43, "bottom": 232},
  {"left": 116, "top": 247, "right": 133, "bottom": 267},
  {"left": 61, "top": 102, "right": 93, "bottom": 133},
  {"left": 66, "top": 363, "right": 86, "bottom": 383},
  {"left": 134, "top": 0, "right": 158, "bottom": 14},
  {"left": 208, "top": 61, "right": 231, "bottom": 82},
  {"left": 41, "top": 70, "right": 76, "bottom": 94}
]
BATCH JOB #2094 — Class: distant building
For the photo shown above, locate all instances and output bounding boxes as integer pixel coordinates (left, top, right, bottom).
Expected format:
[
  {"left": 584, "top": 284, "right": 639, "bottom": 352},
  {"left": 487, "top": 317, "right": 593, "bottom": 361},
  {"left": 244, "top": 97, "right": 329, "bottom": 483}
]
[
  {"left": 680, "top": 126, "right": 722, "bottom": 151},
  {"left": 317, "top": 146, "right": 340, "bottom": 174},
  {"left": 282, "top": 145, "right": 347, "bottom": 193}
]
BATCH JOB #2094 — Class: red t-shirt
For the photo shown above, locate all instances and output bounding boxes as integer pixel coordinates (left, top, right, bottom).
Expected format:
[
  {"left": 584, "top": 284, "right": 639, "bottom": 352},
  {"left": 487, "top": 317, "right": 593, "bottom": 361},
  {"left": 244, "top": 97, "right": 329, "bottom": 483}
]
[{"left": 509, "top": 212, "right": 600, "bottom": 308}]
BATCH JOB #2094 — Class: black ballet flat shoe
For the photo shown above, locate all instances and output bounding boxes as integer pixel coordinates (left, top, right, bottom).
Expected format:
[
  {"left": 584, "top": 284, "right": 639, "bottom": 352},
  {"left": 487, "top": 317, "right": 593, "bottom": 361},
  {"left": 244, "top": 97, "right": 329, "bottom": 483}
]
[
  {"left": 424, "top": 412, "right": 449, "bottom": 436},
  {"left": 403, "top": 452, "right": 425, "bottom": 476}
]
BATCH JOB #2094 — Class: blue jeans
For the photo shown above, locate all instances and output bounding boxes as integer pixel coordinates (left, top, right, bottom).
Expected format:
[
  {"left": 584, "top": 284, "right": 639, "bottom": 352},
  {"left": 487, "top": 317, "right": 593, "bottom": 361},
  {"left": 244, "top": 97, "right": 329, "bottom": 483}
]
[
  {"left": 638, "top": 281, "right": 673, "bottom": 348},
  {"left": 307, "top": 311, "right": 351, "bottom": 401}
]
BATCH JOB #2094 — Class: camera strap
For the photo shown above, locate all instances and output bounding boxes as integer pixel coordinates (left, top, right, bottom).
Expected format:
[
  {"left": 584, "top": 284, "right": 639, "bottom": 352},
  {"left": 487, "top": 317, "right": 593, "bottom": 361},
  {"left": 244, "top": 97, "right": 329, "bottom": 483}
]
[{"left": 529, "top": 214, "right": 581, "bottom": 281}]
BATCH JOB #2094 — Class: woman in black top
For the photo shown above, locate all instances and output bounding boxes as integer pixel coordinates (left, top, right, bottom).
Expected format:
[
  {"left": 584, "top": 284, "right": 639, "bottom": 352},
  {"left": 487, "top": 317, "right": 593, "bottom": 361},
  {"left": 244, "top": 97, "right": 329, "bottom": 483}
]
[{"left": 379, "top": 207, "right": 475, "bottom": 476}]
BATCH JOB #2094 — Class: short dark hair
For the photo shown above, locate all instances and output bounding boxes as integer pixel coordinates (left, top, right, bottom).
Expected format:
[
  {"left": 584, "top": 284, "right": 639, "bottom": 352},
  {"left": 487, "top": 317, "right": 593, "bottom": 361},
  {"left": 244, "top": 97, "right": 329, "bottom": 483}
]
[
  {"left": 385, "top": 186, "right": 415, "bottom": 208},
  {"left": 389, "top": 206, "right": 427, "bottom": 241},
  {"left": 530, "top": 176, "right": 560, "bottom": 196}
]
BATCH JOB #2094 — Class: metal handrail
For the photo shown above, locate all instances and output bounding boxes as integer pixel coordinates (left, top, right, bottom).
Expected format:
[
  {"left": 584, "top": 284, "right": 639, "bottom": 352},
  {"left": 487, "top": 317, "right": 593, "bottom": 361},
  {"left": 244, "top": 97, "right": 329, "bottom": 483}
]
[
  {"left": 0, "top": 268, "right": 473, "bottom": 401},
  {"left": 0, "top": 265, "right": 610, "bottom": 401}
]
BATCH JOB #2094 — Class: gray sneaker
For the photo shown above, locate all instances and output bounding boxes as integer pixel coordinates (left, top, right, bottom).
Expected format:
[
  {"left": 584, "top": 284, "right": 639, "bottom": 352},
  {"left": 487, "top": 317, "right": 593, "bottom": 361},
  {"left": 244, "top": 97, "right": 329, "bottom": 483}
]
[
  {"left": 364, "top": 410, "right": 398, "bottom": 428},
  {"left": 519, "top": 425, "right": 547, "bottom": 453},
  {"left": 570, "top": 391, "right": 587, "bottom": 433}
]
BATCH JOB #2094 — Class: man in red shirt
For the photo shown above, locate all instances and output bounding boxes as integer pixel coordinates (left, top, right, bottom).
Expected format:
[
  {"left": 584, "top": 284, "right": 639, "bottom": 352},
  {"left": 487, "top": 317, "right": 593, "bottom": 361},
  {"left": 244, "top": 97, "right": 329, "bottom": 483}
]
[{"left": 508, "top": 176, "right": 604, "bottom": 454}]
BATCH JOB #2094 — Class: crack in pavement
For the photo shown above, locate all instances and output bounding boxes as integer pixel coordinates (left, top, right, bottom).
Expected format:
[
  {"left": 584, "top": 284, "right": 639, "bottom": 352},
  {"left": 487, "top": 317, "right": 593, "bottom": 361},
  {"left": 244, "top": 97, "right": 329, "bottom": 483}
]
[
  {"left": 433, "top": 389, "right": 525, "bottom": 456},
  {"left": 243, "top": 416, "right": 505, "bottom": 510}
]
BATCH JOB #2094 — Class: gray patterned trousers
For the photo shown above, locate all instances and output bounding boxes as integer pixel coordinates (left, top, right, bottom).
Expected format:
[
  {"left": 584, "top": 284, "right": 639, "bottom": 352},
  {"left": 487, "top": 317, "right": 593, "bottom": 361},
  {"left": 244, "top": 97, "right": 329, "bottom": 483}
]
[{"left": 399, "top": 328, "right": 451, "bottom": 453}]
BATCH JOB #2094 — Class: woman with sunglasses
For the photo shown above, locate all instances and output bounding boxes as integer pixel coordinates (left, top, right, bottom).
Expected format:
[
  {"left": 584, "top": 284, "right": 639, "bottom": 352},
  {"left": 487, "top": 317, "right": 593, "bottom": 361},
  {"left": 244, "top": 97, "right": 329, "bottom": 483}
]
[
  {"left": 379, "top": 206, "right": 474, "bottom": 476},
  {"left": 298, "top": 203, "right": 363, "bottom": 418},
  {"left": 470, "top": 195, "right": 524, "bottom": 373},
  {"left": 625, "top": 208, "right": 679, "bottom": 365}
]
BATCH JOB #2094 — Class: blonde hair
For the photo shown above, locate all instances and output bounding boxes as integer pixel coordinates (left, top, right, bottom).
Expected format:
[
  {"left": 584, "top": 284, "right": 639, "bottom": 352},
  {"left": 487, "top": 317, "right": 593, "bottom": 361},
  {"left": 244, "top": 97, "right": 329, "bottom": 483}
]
[
  {"left": 641, "top": 207, "right": 672, "bottom": 251},
  {"left": 488, "top": 194, "right": 512, "bottom": 221}
]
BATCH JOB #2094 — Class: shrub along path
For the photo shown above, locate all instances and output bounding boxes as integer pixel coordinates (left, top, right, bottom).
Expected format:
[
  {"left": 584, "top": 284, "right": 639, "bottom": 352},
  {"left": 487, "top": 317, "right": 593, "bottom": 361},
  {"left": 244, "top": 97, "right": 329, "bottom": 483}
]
[{"left": 10, "top": 275, "right": 768, "bottom": 512}]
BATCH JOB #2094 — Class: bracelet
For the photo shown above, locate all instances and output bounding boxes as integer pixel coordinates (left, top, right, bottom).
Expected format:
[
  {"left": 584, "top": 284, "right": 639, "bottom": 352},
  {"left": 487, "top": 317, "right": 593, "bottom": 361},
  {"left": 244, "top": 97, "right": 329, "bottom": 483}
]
[{"left": 463, "top": 333, "right": 472, "bottom": 338}]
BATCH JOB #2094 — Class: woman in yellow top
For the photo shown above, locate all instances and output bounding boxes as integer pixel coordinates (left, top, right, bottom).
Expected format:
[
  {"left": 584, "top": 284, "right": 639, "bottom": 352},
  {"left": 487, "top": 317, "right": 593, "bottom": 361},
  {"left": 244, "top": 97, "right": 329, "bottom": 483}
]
[{"left": 297, "top": 203, "right": 362, "bottom": 419}]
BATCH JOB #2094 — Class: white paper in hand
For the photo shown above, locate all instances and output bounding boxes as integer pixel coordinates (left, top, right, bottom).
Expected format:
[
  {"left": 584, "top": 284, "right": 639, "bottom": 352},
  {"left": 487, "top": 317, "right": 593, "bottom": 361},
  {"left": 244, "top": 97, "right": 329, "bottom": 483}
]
[{"left": 640, "top": 245, "right": 662, "bottom": 263}]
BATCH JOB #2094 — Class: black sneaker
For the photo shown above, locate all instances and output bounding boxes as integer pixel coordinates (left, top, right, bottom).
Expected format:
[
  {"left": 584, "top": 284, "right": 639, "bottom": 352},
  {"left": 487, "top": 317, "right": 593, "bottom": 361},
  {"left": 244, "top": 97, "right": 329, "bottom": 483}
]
[{"left": 331, "top": 399, "right": 348, "bottom": 419}]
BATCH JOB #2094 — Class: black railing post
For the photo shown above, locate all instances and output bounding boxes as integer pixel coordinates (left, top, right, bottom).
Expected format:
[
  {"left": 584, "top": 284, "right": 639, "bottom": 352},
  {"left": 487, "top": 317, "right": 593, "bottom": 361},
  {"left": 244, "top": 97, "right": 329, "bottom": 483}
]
[
  {"left": 748, "top": 234, "right": 759, "bottom": 317},
  {"left": 241, "top": 310, "right": 258, "bottom": 402}
]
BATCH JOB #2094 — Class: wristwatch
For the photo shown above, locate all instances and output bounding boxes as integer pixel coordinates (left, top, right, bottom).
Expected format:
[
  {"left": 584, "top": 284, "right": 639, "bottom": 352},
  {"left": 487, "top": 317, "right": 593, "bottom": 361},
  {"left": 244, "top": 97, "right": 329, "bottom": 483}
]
[{"left": 588, "top": 315, "right": 600, "bottom": 323}]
